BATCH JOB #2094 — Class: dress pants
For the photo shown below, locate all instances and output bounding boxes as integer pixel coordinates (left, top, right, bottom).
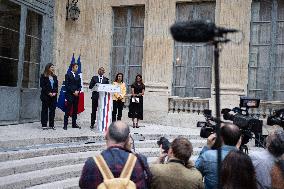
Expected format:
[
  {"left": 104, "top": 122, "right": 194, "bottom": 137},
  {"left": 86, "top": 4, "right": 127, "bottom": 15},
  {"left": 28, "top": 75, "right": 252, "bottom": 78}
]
[
  {"left": 91, "top": 98, "right": 98, "bottom": 126},
  {"left": 64, "top": 96, "right": 79, "bottom": 128},
  {"left": 112, "top": 100, "right": 124, "bottom": 122},
  {"left": 41, "top": 99, "right": 56, "bottom": 127}
]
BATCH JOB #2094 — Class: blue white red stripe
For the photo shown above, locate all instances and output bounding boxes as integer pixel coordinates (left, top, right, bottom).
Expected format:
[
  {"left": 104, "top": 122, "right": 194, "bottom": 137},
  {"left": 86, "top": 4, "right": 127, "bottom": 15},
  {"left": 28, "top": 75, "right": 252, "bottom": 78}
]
[{"left": 98, "top": 92, "right": 112, "bottom": 132}]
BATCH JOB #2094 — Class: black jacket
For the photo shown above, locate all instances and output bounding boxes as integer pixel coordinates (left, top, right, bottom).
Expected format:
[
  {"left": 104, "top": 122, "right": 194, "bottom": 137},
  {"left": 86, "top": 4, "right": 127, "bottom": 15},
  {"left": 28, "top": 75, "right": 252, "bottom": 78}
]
[
  {"left": 65, "top": 72, "right": 82, "bottom": 102},
  {"left": 89, "top": 75, "right": 109, "bottom": 99},
  {"left": 40, "top": 74, "right": 58, "bottom": 102}
]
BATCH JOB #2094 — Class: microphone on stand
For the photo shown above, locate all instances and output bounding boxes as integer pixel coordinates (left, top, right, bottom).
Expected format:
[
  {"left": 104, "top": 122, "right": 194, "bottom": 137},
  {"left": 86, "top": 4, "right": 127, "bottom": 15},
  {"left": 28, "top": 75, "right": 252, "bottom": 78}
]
[{"left": 170, "top": 20, "right": 239, "bottom": 43}]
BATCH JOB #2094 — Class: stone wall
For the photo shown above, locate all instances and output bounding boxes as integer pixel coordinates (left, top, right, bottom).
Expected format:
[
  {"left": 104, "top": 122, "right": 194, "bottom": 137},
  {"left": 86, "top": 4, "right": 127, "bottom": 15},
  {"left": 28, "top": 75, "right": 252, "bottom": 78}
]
[
  {"left": 53, "top": 0, "right": 254, "bottom": 126},
  {"left": 209, "top": 0, "right": 253, "bottom": 113}
]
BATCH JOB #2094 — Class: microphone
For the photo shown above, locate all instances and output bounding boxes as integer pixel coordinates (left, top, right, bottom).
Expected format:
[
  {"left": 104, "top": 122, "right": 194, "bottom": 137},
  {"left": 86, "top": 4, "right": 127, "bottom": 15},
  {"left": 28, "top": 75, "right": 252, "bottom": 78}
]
[{"left": 170, "top": 20, "right": 239, "bottom": 43}]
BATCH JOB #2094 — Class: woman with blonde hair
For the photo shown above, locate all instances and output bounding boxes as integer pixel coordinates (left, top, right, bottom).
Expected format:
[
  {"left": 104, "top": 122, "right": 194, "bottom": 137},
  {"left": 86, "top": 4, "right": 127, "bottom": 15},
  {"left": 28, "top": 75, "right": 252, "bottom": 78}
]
[{"left": 40, "top": 63, "right": 58, "bottom": 130}]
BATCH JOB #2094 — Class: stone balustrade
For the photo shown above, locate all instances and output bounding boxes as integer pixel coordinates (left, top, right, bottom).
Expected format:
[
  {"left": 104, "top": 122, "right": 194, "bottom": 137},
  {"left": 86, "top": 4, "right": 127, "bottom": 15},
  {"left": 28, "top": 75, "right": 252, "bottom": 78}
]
[
  {"left": 168, "top": 97, "right": 283, "bottom": 118},
  {"left": 248, "top": 101, "right": 284, "bottom": 118},
  {"left": 87, "top": 85, "right": 283, "bottom": 118},
  {"left": 168, "top": 96, "right": 210, "bottom": 114}
]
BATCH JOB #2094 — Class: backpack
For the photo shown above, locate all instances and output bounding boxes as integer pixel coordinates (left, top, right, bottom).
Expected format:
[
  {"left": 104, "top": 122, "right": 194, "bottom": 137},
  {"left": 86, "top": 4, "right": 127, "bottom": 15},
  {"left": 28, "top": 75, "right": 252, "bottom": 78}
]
[{"left": 94, "top": 153, "right": 137, "bottom": 189}]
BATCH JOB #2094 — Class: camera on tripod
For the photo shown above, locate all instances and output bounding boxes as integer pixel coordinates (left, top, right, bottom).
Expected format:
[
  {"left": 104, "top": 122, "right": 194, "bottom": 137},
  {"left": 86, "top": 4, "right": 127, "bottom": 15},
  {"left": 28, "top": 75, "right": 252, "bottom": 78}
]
[
  {"left": 222, "top": 97, "right": 262, "bottom": 133},
  {"left": 197, "top": 109, "right": 217, "bottom": 138},
  {"left": 197, "top": 97, "right": 264, "bottom": 151},
  {"left": 267, "top": 109, "right": 284, "bottom": 128}
]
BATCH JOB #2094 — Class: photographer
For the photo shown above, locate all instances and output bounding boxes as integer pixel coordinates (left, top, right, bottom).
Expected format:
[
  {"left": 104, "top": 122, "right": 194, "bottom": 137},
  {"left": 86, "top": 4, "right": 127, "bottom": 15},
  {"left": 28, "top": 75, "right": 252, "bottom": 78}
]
[
  {"left": 250, "top": 129, "right": 284, "bottom": 189},
  {"left": 195, "top": 123, "right": 242, "bottom": 189},
  {"left": 150, "top": 137, "right": 204, "bottom": 189}
]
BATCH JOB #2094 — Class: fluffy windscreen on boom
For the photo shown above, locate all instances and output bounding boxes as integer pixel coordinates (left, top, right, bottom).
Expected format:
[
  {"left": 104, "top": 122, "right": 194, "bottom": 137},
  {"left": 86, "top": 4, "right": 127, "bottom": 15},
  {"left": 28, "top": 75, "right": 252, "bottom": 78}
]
[{"left": 170, "top": 20, "right": 238, "bottom": 43}]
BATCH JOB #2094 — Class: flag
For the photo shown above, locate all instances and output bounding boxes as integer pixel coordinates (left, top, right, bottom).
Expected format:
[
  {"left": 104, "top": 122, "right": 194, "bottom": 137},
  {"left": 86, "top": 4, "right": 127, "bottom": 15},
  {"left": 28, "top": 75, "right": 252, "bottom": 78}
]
[
  {"left": 57, "top": 54, "right": 76, "bottom": 113},
  {"left": 76, "top": 55, "right": 85, "bottom": 114}
]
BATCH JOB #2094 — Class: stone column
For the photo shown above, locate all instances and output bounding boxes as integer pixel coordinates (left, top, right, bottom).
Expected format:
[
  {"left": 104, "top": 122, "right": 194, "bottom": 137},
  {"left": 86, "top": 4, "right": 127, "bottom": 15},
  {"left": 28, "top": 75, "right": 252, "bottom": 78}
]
[
  {"left": 142, "top": 0, "right": 176, "bottom": 123},
  {"left": 210, "top": 0, "right": 252, "bottom": 112}
]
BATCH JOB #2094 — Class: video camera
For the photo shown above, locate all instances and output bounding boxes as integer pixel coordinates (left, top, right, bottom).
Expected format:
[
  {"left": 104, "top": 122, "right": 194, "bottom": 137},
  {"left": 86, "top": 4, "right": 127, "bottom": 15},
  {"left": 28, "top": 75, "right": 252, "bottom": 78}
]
[
  {"left": 222, "top": 97, "right": 262, "bottom": 133},
  {"left": 157, "top": 137, "right": 171, "bottom": 153},
  {"left": 197, "top": 97, "right": 264, "bottom": 151},
  {"left": 267, "top": 109, "right": 284, "bottom": 128},
  {"left": 197, "top": 109, "right": 217, "bottom": 138}
]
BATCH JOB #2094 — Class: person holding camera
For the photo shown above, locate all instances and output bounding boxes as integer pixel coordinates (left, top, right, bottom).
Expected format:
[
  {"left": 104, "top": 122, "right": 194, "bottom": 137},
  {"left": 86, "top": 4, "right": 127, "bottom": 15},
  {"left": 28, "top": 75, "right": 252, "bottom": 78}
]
[
  {"left": 250, "top": 129, "right": 284, "bottom": 189},
  {"left": 150, "top": 137, "right": 204, "bottom": 189},
  {"left": 195, "top": 123, "right": 242, "bottom": 189}
]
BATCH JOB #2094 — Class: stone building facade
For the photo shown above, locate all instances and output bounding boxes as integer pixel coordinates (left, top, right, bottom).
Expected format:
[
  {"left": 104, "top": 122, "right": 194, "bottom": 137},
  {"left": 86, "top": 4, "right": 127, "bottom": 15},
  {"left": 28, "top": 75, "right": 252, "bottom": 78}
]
[
  {"left": 52, "top": 0, "right": 284, "bottom": 127},
  {"left": 1, "top": 0, "right": 283, "bottom": 126},
  {"left": 0, "top": 0, "right": 54, "bottom": 125}
]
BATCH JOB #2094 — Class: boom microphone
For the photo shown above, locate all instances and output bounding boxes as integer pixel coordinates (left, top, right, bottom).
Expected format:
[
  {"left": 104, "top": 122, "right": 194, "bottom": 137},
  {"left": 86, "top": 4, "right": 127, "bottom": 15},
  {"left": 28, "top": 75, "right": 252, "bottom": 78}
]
[{"left": 170, "top": 20, "right": 239, "bottom": 43}]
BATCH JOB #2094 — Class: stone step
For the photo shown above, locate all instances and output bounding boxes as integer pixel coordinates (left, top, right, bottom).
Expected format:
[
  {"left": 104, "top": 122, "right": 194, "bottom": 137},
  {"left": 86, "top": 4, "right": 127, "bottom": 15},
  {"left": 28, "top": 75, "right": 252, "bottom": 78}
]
[
  {"left": 24, "top": 156, "right": 200, "bottom": 189},
  {"left": 0, "top": 132, "right": 203, "bottom": 149},
  {"left": 0, "top": 164, "right": 83, "bottom": 189},
  {"left": 0, "top": 145, "right": 203, "bottom": 177},
  {"left": 0, "top": 151, "right": 100, "bottom": 177},
  {"left": 0, "top": 142, "right": 262, "bottom": 178},
  {"left": 0, "top": 144, "right": 262, "bottom": 189},
  {"left": 0, "top": 154, "right": 179, "bottom": 189},
  {"left": 0, "top": 139, "right": 207, "bottom": 162},
  {"left": 26, "top": 177, "right": 80, "bottom": 189}
]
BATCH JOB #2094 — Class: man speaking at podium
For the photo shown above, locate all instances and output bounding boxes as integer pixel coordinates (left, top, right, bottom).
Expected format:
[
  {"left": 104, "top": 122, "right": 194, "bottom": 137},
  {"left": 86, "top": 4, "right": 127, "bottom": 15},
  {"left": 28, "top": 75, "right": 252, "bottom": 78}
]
[{"left": 89, "top": 67, "right": 109, "bottom": 129}]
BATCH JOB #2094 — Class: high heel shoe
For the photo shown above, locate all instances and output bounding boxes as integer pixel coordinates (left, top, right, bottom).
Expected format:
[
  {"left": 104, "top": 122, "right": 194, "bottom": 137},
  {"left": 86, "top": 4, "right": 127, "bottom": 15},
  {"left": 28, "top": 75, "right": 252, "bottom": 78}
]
[
  {"left": 136, "top": 123, "right": 139, "bottom": 128},
  {"left": 133, "top": 122, "right": 136, "bottom": 128}
]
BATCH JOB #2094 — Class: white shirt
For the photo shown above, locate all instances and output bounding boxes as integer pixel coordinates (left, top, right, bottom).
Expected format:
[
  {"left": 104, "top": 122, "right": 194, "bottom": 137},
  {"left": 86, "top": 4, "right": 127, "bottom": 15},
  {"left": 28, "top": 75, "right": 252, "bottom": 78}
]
[
  {"left": 71, "top": 71, "right": 76, "bottom": 78},
  {"left": 98, "top": 76, "right": 103, "bottom": 83}
]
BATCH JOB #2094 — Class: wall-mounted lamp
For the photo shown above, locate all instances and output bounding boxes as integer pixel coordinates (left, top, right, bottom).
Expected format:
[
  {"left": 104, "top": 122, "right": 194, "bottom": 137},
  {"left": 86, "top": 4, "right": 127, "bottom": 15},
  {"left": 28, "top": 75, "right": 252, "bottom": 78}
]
[{"left": 66, "top": 0, "right": 80, "bottom": 21}]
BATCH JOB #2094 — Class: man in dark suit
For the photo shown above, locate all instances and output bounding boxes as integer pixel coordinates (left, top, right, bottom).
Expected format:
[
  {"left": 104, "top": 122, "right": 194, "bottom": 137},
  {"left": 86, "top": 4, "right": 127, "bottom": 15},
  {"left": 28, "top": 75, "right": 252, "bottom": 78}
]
[
  {"left": 64, "top": 62, "right": 82, "bottom": 130},
  {"left": 89, "top": 67, "right": 109, "bottom": 129}
]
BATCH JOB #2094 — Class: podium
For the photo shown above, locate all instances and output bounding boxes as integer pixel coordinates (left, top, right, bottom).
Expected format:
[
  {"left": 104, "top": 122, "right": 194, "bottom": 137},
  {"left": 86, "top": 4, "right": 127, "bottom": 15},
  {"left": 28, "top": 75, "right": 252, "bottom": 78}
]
[{"left": 93, "top": 84, "right": 120, "bottom": 132}]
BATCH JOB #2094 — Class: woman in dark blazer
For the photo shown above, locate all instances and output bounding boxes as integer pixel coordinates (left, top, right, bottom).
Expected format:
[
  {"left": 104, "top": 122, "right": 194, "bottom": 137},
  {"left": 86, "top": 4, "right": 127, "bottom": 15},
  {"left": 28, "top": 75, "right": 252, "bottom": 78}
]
[{"left": 40, "top": 63, "right": 58, "bottom": 129}]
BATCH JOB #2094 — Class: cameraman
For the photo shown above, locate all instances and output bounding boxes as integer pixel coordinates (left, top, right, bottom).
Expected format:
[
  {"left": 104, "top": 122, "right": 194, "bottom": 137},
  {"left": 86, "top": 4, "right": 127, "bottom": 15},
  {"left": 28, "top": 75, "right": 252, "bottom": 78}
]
[
  {"left": 195, "top": 123, "right": 241, "bottom": 189},
  {"left": 150, "top": 137, "right": 204, "bottom": 189},
  {"left": 250, "top": 129, "right": 284, "bottom": 189}
]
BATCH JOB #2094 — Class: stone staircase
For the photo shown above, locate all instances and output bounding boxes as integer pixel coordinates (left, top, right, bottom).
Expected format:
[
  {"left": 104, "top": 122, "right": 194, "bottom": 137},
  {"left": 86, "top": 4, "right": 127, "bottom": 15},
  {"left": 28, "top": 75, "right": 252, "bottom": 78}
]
[{"left": 0, "top": 130, "right": 263, "bottom": 189}]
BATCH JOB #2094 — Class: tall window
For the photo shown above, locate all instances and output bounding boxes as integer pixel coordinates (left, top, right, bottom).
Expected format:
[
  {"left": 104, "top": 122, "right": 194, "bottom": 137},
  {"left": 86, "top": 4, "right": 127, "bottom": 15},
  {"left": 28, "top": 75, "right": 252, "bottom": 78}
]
[
  {"left": 172, "top": 2, "right": 215, "bottom": 98},
  {"left": 249, "top": 0, "right": 284, "bottom": 101},
  {"left": 111, "top": 6, "right": 145, "bottom": 91},
  {"left": 0, "top": 0, "right": 42, "bottom": 88},
  {"left": 0, "top": 0, "right": 21, "bottom": 87},
  {"left": 22, "top": 10, "right": 42, "bottom": 88}
]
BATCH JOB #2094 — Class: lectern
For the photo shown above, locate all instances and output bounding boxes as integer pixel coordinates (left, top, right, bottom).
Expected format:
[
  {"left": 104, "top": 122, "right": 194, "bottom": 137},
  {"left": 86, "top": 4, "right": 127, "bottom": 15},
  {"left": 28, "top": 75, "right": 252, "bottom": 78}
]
[{"left": 93, "top": 84, "right": 120, "bottom": 132}]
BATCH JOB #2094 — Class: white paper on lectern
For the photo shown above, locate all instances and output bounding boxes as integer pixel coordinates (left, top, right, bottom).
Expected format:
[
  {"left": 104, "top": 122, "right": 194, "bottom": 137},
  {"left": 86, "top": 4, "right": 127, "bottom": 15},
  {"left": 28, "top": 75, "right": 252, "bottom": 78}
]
[{"left": 93, "top": 84, "right": 121, "bottom": 93}]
